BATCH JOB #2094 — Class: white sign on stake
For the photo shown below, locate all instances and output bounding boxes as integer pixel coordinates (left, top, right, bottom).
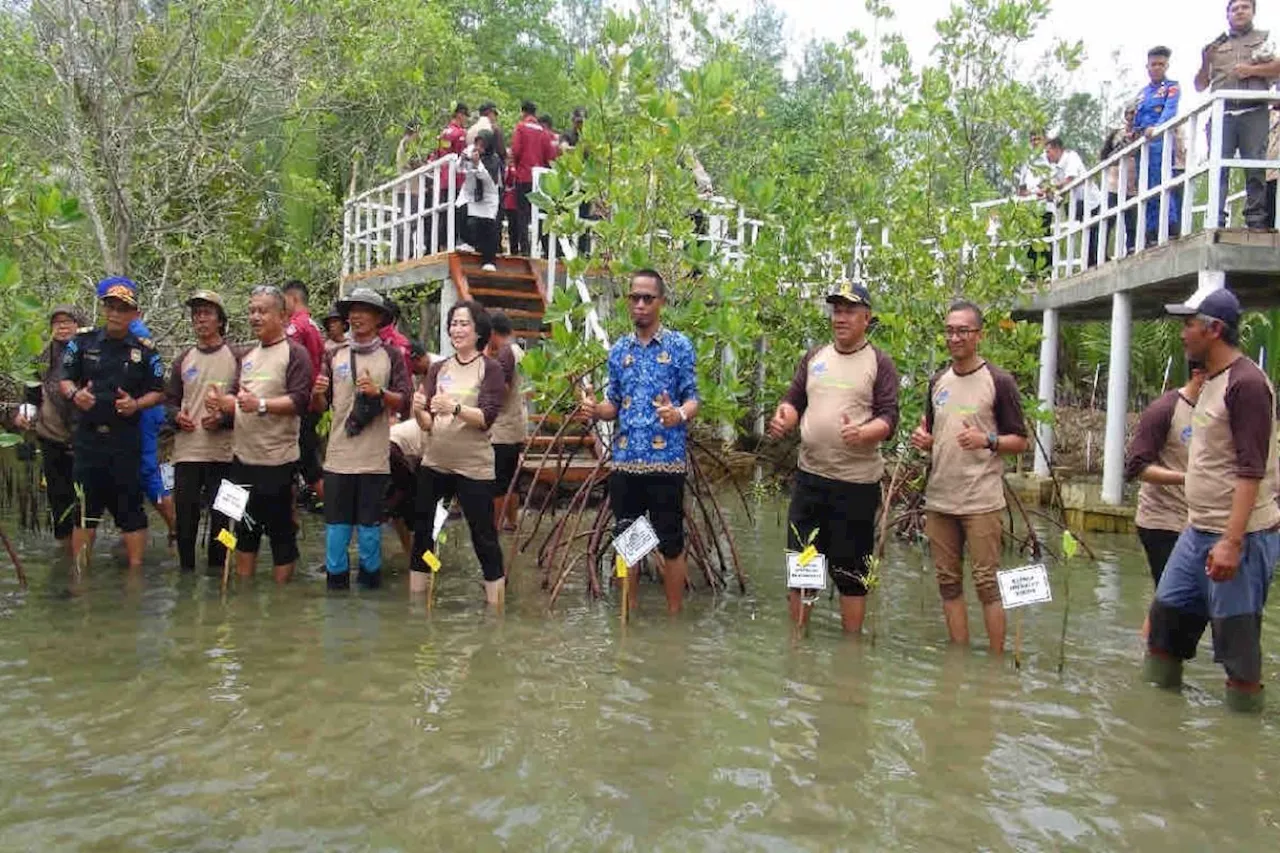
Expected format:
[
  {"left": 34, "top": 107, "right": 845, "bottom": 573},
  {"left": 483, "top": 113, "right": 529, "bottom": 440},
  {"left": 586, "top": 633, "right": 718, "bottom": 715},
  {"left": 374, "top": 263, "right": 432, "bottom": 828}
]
[
  {"left": 997, "top": 563, "right": 1053, "bottom": 609},
  {"left": 786, "top": 550, "right": 828, "bottom": 590},
  {"left": 212, "top": 479, "right": 251, "bottom": 522},
  {"left": 160, "top": 462, "right": 175, "bottom": 493},
  {"left": 615, "top": 516, "right": 660, "bottom": 568}
]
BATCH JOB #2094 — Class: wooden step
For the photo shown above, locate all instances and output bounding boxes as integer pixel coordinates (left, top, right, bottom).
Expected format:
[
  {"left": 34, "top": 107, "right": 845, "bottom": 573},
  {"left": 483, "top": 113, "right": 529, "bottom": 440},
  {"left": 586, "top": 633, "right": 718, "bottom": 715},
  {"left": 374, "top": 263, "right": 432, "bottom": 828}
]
[
  {"left": 462, "top": 266, "right": 538, "bottom": 285},
  {"left": 521, "top": 456, "right": 610, "bottom": 485},
  {"left": 529, "top": 434, "right": 596, "bottom": 449},
  {"left": 514, "top": 329, "right": 549, "bottom": 340},
  {"left": 469, "top": 287, "right": 544, "bottom": 303}
]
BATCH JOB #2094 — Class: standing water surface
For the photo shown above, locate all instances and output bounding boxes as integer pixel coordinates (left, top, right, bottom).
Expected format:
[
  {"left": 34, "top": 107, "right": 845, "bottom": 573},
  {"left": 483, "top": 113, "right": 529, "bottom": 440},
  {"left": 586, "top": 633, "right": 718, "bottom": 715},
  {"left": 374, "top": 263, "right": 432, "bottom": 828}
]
[{"left": 2, "top": 500, "right": 1280, "bottom": 851}]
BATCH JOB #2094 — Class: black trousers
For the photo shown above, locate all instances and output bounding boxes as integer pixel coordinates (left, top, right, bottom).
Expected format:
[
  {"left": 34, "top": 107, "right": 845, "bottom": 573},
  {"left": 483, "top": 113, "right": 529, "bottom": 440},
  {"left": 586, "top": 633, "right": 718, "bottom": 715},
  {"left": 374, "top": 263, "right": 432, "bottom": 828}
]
[
  {"left": 230, "top": 459, "right": 298, "bottom": 566},
  {"left": 174, "top": 460, "right": 232, "bottom": 571},
  {"left": 39, "top": 438, "right": 75, "bottom": 540},
  {"left": 411, "top": 467, "right": 503, "bottom": 581},
  {"left": 1136, "top": 525, "right": 1180, "bottom": 588},
  {"left": 472, "top": 215, "right": 499, "bottom": 265},
  {"left": 512, "top": 182, "right": 534, "bottom": 255},
  {"left": 297, "top": 411, "right": 322, "bottom": 487},
  {"left": 1219, "top": 106, "right": 1270, "bottom": 228}
]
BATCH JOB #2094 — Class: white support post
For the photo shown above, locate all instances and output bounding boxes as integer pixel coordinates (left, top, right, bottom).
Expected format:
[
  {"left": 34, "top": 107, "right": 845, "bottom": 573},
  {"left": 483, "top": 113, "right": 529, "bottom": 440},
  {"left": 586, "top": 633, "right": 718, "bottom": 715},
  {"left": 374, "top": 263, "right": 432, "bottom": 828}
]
[
  {"left": 1034, "top": 307, "right": 1059, "bottom": 477},
  {"left": 720, "top": 343, "right": 737, "bottom": 444},
  {"left": 438, "top": 277, "right": 458, "bottom": 359},
  {"left": 1101, "top": 292, "right": 1131, "bottom": 505},
  {"left": 416, "top": 171, "right": 426, "bottom": 260},
  {"left": 446, "top": 158, "right": 457, "bottom": 251},
  {"left": 341, "top": 204, "right": 352, "bottom": 279},
  {"left": 430, "top": 163, "right": 440, "bottom": 256}
]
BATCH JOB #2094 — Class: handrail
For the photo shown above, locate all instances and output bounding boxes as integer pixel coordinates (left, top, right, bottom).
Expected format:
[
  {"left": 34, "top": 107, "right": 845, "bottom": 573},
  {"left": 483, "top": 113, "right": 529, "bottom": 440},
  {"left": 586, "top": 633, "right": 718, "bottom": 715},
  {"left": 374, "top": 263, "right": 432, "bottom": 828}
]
[{"left": 341, "top": 154, "right": 460, "bottom": 279}]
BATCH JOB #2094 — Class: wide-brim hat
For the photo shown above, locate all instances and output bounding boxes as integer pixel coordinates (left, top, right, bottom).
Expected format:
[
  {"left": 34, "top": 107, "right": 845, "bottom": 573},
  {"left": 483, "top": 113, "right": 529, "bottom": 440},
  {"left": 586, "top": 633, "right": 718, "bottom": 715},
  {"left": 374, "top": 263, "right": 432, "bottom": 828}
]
[
  {"left": 825, "top": 281, "right": 872, "bottom": 309},
  {"left": 336, "top": 288, "right": 392, "bottom": 322},
  {"left": 185, "top": 289, "right": 227, "bottom": 320},
  {"left": 49, "top": 304, "right": 86, "bottom": 326}
]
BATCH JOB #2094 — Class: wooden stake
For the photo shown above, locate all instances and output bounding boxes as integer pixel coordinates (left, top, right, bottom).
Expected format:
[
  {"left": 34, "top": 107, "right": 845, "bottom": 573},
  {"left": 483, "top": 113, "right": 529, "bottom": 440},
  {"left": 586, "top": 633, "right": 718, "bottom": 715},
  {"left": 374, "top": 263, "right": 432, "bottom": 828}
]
[{"left": 1013, "top": 610, "right": 1023, "bottom": 671}]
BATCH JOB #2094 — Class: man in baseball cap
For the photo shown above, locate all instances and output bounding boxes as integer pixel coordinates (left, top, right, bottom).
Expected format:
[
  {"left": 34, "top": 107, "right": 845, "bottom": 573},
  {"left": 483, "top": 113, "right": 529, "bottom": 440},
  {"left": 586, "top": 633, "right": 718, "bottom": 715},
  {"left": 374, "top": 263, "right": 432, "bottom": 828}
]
[{"left": 1146, "top": 285, "right": 1280, "bottom": 712}]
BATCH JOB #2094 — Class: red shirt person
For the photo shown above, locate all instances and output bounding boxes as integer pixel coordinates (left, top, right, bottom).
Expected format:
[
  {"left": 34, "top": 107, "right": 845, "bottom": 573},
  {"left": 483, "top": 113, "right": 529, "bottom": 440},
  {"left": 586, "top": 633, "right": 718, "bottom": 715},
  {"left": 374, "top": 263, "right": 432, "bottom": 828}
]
[
  {"left": 509, "top": 101, "right": 559, "bottom": 255},
  {"left": 283, "top": 280, "right": 325, "bottom": 491},
  {"left": 431, "top": 102, "right": 469, "bottom": 193}
]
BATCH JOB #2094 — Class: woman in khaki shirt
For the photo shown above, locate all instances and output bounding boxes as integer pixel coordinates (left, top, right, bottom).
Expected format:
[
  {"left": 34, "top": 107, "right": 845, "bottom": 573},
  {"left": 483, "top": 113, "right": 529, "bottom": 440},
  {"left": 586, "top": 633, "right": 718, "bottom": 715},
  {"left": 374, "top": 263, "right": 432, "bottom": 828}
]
[{"left": 410, "top": 300, "right": 506, "bottom": 605}]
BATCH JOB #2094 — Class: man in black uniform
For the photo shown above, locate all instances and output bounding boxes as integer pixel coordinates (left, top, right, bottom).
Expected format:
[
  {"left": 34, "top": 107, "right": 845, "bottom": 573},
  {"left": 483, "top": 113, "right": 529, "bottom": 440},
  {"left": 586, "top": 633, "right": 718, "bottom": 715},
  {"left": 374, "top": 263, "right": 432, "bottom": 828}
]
[{"left": 59, "top": 278, "right": 166, "bottom": 569}]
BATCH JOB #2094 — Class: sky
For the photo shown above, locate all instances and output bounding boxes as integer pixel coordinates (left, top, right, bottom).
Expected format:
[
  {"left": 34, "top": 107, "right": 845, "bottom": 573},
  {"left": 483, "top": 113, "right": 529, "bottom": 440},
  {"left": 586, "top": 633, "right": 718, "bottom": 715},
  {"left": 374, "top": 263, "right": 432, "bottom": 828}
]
[{"left": 718, "top": 0, "right": 1237, "bottom": 118}]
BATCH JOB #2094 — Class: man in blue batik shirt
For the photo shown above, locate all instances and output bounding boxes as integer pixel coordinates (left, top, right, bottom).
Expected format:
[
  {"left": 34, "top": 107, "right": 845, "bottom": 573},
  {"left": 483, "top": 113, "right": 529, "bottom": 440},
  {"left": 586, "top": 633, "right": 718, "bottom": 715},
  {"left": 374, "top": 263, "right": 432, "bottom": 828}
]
[
  {"left": 1133, "top": 46, "right": 1182, "bottom": 241},
  {"left": 579, "top": 268, "right": 699, "bottom": 614}
]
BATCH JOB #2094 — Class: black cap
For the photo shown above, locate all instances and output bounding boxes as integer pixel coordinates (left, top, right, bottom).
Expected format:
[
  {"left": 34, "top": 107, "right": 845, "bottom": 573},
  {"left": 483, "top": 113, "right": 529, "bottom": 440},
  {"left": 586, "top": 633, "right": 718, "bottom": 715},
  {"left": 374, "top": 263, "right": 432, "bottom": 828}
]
[
  {"left": 825, "top": 281, "right": 873, "bottom": 309},
  {"left": 454, "top": 102, "right": 469, "bottom": 116},
  {"left": 1148, "top": 45, "right": 1172, "bottom": 58},
  {"left": 1165, "top": 287, "right": 1241, "bottom": 325},
  {"left": 478, "top": 101, "right": 498, "bottom": 114}
]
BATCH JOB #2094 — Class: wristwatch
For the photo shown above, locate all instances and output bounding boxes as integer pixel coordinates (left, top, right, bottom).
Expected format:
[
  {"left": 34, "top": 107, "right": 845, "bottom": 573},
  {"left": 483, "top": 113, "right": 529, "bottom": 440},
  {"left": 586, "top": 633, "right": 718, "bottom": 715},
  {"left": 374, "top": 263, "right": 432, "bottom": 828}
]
[
  {"left": 986, "top": 431, "right": 998, "bottom": 450},
  {"left": 453, "top": 403, "right": 461, "bottom": 416},
  {"left": 257, "top": 397, "right": 268, "bottom": 416}
]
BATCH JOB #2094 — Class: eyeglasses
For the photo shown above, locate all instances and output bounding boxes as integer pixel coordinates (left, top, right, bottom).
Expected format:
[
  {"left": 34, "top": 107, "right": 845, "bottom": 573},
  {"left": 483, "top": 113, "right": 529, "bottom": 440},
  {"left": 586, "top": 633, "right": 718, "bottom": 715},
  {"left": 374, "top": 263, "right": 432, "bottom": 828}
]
[
  {"left": 627, "top": 293, "right": 658, "bottom": 305},
  {"left": 943, "top": 327, "right": 979, "bottom": 339}
]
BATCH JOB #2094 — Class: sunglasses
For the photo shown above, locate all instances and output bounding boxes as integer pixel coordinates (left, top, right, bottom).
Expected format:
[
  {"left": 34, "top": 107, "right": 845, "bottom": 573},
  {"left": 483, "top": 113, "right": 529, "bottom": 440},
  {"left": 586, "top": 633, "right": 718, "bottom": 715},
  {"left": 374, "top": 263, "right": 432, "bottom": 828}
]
[{"left": 627, "top": 293, "right": 658, "bottom": 305}]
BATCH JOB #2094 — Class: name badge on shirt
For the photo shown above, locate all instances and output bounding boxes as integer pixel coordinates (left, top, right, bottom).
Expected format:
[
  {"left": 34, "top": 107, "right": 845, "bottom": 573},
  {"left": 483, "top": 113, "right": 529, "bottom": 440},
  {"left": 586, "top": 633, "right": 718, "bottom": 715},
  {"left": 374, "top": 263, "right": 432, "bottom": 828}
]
[
  {"left": 656, "top": 351, "right": 671, "bottom": 364},
  {"left": 130, "top": 349, "right": 141, "bottom": 363},
  {"left": 623, "top": 354, "right": 634, "bottom": 367}
]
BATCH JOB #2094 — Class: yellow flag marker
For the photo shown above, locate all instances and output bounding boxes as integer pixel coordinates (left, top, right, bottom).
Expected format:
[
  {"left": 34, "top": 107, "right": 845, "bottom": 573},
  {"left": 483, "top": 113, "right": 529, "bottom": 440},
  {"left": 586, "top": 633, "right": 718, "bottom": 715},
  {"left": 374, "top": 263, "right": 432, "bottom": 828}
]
[
  {"left": 216, "top": 528, "right": 237, "bottom": 550},
  {"left": 615, "top": 553, "right": 629, "bottom": 579},
  {"left": 421, "top": 550, "right": 442, "bottom": 573},
  {"left": 798, "top": 544, "right": 818, "bottom": 566}
]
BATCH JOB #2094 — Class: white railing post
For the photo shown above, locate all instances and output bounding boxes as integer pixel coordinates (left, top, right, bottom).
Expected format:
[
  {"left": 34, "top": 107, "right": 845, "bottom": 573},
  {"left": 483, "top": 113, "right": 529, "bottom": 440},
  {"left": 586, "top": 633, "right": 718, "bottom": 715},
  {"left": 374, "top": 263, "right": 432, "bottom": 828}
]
[
  {"left": 439, "top": 277, "right": 458, "bottom": 358},
  {"left": 530, "top": 168, "right": 544, "bottom": 260},
  {"left": 1158, "top": 126, "right": 1173, "bottom": 244},
  {"left": 430, "top": 161, "right": 441, "bottom": 256},
  {"left": 446, "top": 157, "right": 457, "bottom": 250},
  {"left": 1206, "top": 96, "right": 1226, "bottom": 229},
  {"left": 416, "top": 170, "right": 426, "bottom": 260},
  {"left": 341, "top": 203, "right": 352, "bottom": 278}
]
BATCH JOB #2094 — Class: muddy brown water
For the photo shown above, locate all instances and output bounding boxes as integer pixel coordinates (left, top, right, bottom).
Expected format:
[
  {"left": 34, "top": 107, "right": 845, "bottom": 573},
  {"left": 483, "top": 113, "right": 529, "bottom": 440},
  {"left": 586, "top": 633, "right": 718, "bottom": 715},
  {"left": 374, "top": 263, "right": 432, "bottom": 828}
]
[{"left": 1, "top": 501, "right": 1279, "bottom": 851}]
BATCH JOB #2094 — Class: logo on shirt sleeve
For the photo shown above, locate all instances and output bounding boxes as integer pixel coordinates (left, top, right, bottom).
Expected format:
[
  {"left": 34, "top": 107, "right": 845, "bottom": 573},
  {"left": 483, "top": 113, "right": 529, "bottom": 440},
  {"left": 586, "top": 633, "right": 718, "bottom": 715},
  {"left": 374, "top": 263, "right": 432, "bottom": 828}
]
[
  {"left": 183, "top": 365, "right": 199, "bottom": 382},
  {"left": 335, "top": 362, "right": 351, "bottom": 381},
  {"left": 933, "top": 388, "right": 950, "bottom": 408},
  {"left": 1180, "top": 425, "right": 1193, "bottom": 444}
]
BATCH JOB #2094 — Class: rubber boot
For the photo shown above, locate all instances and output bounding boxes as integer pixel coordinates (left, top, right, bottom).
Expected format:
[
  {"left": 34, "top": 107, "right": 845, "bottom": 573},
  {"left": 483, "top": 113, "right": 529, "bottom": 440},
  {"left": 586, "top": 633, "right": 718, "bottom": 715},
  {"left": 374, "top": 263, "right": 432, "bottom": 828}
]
[
  {"left": 1143, "top": 653, "right": 1183, "bottom": 689},
  {"left": 327, "top": 570, "right": 351, "bottom": 591},
  {"left": 1225, "top": 683, "right": 1265, "bottom": 713},
  {"left": 357, "top": 566, "right": 382, "bottom": 590},
  {"left": 356, "top": 525, "right": 382, "bottom": 590}
]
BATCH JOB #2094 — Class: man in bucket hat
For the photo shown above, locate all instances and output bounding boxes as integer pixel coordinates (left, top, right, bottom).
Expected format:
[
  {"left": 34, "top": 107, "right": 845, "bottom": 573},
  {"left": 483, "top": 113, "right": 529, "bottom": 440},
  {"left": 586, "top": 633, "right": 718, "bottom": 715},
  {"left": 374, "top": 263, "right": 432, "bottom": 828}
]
[
  {"left": 59, "top": 277, "right": 166, "bottom": 570},
  {"left": 767, "top": 281, "right": 900, "bottom": 634},
  {"left": 310, "top": 288, "right": 412, "bottom": 590},
  {"left": 165, "top": 290, "right": 239, "bottom": 573}
]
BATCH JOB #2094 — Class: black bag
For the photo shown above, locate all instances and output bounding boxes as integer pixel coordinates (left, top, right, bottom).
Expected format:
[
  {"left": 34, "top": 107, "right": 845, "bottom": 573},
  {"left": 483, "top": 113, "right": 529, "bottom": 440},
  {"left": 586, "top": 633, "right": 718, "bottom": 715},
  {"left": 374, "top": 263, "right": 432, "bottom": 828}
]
[{"left": 344, "top": 347, "right": 384, "bottom": 437}]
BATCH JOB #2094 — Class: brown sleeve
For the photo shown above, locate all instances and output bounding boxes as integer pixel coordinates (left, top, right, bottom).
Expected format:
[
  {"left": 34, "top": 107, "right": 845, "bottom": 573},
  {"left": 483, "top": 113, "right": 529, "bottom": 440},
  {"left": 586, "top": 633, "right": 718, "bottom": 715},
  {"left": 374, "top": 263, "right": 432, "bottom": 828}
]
[
  {"left": 871, "top": 347, "right": 900, "bottom": 433},
  {"left": 1225, "top": 361, "right": 1276, "bottom": 480},
  {"left": 497, "top": 345, "right": 516, "bottom": 389},
  {"left": 166, "top": 347, "right": 192, "bottom": 407},
  {"left": 423, "top": 359, "right": 443, "bottom": 400},
  {"left": 283, "top": 340, "right": 314, "bottom": 416},
  {"left": 384, "top": 343, "right": 413, "bottom": 418},
  {"left": 477, "top": 356, "right": 505, "bottom": 428},
  {"left": 988, "top": 365, "right": 1028, "bottom": 437},
  {"left": 226, "top": 347, "right": 242, "bottom": 396},
  {"left": 1125, "top": 390, "right": 1179, "bottom": 481},
  {"left": 781, "top": 347, "right": 820, "bottom": 413}
]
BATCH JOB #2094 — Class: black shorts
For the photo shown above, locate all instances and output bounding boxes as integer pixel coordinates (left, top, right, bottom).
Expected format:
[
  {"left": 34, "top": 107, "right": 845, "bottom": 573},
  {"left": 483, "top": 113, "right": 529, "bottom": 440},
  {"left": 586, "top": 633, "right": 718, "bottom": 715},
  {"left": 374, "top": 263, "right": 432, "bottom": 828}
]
[
  {"left": 1136, "top": 526, "right": 1180, "bottom": 587},
  {"left": 608, "top": 471, "right": 685, "bottom": 558},
  {"left": 324, "top": 471, "right": 389, "bottom": 527},
  {"left": 229, "top": 459, "right": 298, "bottom": 565},
  {"left": 73, "top": 448, "right": 147, "bottom": 533},
  {"left": 786, "top": 470, "right": 880, "bottom": 597},
  {"left": 493, "top": 443, "right": 521, "bottom": 494}
]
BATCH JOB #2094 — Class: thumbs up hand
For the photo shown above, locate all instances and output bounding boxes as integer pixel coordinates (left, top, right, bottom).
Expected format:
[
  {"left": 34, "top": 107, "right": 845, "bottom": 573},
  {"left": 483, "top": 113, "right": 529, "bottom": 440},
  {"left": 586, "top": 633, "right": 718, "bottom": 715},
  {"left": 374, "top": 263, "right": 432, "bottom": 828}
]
[
  {"left": 576, "top": 385, "right": 598, "bottom": 422},
  {"left": 114, "top": 386, "right": 139, "bottom": 417},
  {"left": 956, "top": 419, "right": 990, "bottom": 451},
  {"left": 655, "top": 391, "right": 683, "bottom": 427},
  {"left": 73, "top": 380, "right": 96, "bottom": 412},
  {"left": 839, "top": 412, "right": 864, "bottom": 447},
  {"left": 356, "top": 367, "right": 382, "bottom": 398}
]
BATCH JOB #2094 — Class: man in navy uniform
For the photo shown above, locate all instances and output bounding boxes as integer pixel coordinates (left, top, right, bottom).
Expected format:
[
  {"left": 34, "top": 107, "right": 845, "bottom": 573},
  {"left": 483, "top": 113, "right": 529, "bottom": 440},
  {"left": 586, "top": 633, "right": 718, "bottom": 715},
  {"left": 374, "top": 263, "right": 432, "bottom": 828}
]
[
  {"left": 59, "top": 278, "right": 166, "bottom": 569},
  {"left": 1132, "top": 46, "right": 1182, "bottom": 241}
]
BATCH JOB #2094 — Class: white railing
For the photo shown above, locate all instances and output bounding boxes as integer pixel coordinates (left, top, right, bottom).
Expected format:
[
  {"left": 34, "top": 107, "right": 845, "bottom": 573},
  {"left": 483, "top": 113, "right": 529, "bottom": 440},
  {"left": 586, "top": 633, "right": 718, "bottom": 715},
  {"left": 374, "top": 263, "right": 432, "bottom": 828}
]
[
  {"left": 1049, "top": 89, "right": 1280, "bottom": 280},
  {"left": 341, "top": 155, "right": 460, "bottom": 279}
]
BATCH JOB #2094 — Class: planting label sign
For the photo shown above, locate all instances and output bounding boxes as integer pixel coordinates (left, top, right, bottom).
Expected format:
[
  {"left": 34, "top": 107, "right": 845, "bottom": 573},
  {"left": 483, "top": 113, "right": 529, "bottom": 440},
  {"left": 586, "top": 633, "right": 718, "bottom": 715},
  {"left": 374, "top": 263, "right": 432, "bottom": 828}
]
[{"left": 997, "top": 563, "right": 1052, "bottom": 609}]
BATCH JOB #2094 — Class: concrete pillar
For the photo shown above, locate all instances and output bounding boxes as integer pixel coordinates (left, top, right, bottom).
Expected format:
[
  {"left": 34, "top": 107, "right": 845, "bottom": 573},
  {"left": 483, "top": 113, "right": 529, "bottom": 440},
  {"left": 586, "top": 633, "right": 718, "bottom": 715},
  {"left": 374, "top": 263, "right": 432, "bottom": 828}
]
[
  {"left": 438, "top": 277, "right": 457, "bottom": 359},
  {"left": 1101, "top": 293, "right": 1132, "bottom": 505},
  {"left": 720, "top": 343, "right": 737, "bottom": 444},
  {"left": 1034, "top": 308, "right": 1059, "bottom": 477}
]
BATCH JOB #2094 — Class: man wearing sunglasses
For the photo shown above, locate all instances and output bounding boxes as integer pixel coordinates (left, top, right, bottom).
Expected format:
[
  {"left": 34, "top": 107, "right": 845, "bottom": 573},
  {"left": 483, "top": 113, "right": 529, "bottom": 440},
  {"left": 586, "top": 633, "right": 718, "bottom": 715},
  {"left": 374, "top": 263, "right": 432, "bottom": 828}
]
[
  {"left": 910, "top": 301, "right": 1028, "bottom": 653},
  {"left": 768, "top": 282, "right": 899, "bottom": 634},
  {"left": 1145, "top": 287, "right": 1280, "bottom": 712},
  {"left": 579, "top": 269, "right": 699, "bottom": 614}
]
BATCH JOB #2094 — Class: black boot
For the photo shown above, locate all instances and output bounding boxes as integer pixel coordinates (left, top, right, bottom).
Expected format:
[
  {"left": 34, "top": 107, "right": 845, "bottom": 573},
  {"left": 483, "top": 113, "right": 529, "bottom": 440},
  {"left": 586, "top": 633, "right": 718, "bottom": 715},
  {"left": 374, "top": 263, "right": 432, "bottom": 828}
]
[
  {"left": 357, "top": 567, "right": 382, "bottom": 590},
  {"left": 327, "top": 570, "right": 351, "bottom": 591}
]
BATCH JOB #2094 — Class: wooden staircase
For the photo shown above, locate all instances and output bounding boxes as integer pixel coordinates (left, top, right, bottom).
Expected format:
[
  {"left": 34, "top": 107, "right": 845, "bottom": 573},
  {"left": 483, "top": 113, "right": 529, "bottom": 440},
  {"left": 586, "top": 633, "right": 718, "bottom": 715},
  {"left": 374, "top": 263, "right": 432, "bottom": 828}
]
[
  {"left": 448, "top": 252, "right": 548, "bottom": 345},
  {"left": 448, "top": 253, "right": 607, "bottom": 490}
]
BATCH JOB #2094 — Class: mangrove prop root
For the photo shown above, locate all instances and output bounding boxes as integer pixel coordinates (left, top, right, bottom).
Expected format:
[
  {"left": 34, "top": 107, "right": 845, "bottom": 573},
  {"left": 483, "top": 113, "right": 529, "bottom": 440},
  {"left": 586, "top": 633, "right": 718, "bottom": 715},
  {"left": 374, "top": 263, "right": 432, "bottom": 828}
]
[
  {"left": 1002, "top": 483, "right": 1046, "bottom": 562},
  {"left": 689, "top": 437, "right": 756, "bottom": 524},
  {"left": 0, "top": 522, "right": 27, "bottom": 588},
  {"left": 688, "top": 453, "right": 746, "bottom": 593},
  {"left": 1027, "top": 424, "right": 1096, "bottom": 560}
]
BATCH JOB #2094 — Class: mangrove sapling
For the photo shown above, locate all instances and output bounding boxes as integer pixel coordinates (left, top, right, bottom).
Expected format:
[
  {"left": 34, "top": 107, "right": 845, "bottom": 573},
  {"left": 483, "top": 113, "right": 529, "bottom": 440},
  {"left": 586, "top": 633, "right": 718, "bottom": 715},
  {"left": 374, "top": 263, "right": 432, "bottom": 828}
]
[{"left": 1057, "top": 530, "right": 1080, "bottom": 674}]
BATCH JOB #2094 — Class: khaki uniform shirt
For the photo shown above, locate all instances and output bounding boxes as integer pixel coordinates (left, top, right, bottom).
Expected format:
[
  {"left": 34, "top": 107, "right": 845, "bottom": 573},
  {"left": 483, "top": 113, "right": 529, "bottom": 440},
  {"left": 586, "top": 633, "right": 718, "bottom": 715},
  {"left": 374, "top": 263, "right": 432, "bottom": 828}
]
[
  {"left": 1125, "top": 389, "right": 1195, "bottom": 532},
  {"left": 1206, "top": 28, "right": 1275, "bottom": 94},
  {"left": 489, "top": 343, "right": 527, "bottom": 446},
  {"left": 421, "top": 354, "right": 505, "bottom": 480},
  {"left": 321, "top": 341, "right": 412, "bottom": 475},
  {"left": 167, "top": 343, "right": 239, "bottom": 464},
  {"left": 782, "top": 342, "right": 900, "bottom": 484},
  {"left": 924, "top": 362, "right": 1027, "bottom": 516},
  {"left": 232, "top": 338, "right": 313, "bottom": 467},
  {"left": 1185, "top": 357, "right": 1280, "bottom": 534}
]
